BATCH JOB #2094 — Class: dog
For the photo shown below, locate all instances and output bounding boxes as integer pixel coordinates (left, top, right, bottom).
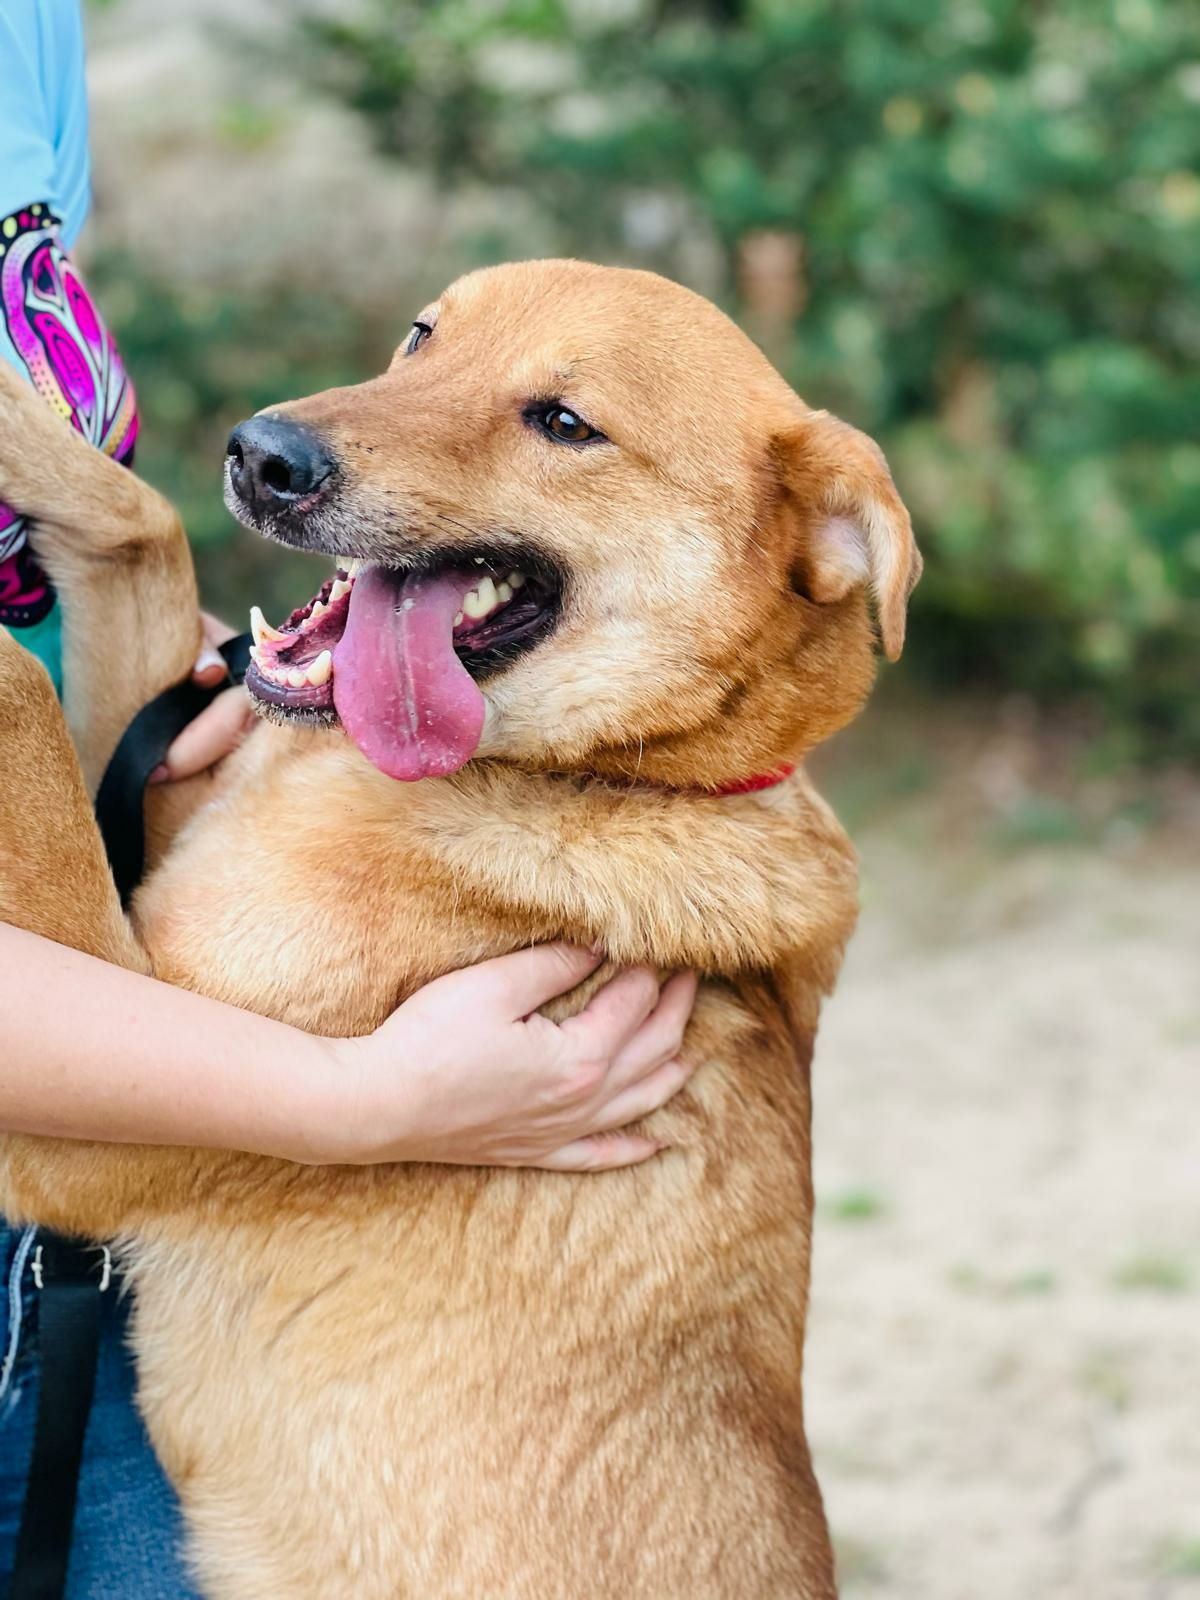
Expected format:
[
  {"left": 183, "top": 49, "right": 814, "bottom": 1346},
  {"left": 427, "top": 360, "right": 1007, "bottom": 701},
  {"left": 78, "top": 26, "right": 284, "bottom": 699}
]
[{"left": 0, "top": 258, "right": 919, "bottom": 1598}]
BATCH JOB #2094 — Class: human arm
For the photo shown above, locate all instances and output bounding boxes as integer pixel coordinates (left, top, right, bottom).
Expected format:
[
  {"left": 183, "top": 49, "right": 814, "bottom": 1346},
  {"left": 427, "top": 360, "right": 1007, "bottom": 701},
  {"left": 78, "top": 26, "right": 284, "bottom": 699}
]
[{"left": 0, "top": 923, "right": 696, "bottom": 1172}]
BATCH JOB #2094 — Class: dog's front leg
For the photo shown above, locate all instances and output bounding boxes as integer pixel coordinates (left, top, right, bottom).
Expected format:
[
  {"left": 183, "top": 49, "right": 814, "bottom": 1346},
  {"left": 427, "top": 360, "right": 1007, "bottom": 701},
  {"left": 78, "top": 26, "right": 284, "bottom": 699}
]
[
  {"left": 0, "top": 361, "right": 202, "bottom": 792},
  {"left": 0, "top": 623, "right": 146, "bottom": 968},
  {"left": 0, "top": 624, "right": 206, "bottom": 1235}
]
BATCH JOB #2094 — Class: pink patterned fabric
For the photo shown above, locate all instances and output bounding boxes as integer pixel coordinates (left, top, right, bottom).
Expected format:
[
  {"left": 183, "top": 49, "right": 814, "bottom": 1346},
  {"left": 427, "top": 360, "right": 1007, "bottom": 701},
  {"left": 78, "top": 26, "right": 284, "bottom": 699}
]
[{"left": 0, "top": 205, "right": 138, "bottom": 625}]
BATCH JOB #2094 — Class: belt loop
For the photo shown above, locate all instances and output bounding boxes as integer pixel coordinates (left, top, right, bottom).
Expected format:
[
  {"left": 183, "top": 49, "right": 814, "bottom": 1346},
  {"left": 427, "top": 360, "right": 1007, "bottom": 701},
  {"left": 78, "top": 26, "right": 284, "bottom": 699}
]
[{"left": 31, "top": 1242, "right": 112, "bottom": 1294}]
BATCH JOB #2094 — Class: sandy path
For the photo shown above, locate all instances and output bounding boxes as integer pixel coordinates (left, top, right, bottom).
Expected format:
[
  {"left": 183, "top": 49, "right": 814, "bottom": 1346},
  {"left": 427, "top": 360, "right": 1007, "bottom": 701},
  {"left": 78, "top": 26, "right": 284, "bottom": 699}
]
[{"left": 806, "top": 836, "right": 1199, "bottom": 1598}]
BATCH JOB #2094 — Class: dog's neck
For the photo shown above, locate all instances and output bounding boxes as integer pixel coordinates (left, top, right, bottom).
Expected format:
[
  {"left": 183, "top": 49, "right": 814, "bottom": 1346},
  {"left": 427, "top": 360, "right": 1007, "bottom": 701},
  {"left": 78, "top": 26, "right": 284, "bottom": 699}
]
[
  {"left": 286, "top": 741, "right": 859, "bottom": 976},
  {"left": 600, "top": 763, "right": 797, "bottom": 799}
]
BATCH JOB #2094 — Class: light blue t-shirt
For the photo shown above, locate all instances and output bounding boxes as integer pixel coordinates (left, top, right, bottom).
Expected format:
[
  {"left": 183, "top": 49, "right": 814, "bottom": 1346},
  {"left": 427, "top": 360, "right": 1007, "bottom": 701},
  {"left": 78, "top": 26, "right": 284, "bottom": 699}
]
[{"left": 0, "top": 0, "right": 91, "bottom": 246}]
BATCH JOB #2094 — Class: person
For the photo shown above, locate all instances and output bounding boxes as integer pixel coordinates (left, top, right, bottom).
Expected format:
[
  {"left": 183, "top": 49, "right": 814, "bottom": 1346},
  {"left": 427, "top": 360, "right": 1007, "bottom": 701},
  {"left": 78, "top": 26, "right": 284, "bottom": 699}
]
[{"left": 0, "top": 5, "right": 696, "bottom": 1594}]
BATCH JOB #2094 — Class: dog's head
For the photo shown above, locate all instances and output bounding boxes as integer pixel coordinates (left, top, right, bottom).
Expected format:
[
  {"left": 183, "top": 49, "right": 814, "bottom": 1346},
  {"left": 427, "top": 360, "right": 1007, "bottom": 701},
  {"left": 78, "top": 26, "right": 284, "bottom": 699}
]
[{"left": 226, "top": 260, "right": 920, "bottom": 787}]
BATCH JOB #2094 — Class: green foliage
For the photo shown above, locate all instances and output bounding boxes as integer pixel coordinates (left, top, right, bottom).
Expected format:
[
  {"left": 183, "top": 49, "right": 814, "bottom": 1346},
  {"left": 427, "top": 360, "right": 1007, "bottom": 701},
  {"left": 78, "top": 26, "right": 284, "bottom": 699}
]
[
  {"left": 292, "top": 0, "right": 1200, "bottom": 754},
  {"left": 1158, "top": 1537, "right": 1200, "bottom": 1579},
  {"left": 824, "top": 1186, "right": 888, "bottom": 1222},
  {"left": 1111, "top": 1253, "right": 1192, "bottom": 1294}
]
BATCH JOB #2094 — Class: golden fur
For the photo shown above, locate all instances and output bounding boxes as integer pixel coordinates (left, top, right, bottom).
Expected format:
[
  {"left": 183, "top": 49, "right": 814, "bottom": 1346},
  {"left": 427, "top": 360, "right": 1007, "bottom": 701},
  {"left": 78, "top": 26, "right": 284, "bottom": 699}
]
[{"left": 0, "top": 260, "right": 919, "bottom": 1598}]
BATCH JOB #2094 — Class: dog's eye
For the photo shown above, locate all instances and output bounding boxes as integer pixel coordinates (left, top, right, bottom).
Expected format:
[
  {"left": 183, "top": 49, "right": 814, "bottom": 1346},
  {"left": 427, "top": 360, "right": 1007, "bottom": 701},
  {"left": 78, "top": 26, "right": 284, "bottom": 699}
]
[
  {"left": 530, "top": 405, "right": 606, "bottom": 446},
  {"left": 406, "top": 321, "right": 434, "bottom": 356}
]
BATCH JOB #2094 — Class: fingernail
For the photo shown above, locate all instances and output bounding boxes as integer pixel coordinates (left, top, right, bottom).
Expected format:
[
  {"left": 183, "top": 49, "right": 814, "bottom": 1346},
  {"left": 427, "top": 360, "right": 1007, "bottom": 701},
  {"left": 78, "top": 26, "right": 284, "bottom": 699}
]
[
  {"left": 193, "top": 649, "right": 226, "bottom": 680},
  {"left": 148, "top": 764, "right": 170, "bottom": 785}
]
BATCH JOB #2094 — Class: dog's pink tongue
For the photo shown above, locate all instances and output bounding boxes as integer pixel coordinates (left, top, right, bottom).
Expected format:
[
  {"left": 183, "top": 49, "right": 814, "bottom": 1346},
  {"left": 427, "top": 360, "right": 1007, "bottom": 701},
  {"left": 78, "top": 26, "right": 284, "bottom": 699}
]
[{"left": 332, "top": 564, "right": 484, "bottom": 781}]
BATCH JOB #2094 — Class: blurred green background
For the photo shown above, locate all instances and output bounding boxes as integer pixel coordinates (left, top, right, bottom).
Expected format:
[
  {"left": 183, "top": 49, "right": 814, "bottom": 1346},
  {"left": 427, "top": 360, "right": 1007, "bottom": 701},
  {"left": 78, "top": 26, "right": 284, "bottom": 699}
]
[{"left": 86, "top": 0, "right": 1200, "bottom": 761}]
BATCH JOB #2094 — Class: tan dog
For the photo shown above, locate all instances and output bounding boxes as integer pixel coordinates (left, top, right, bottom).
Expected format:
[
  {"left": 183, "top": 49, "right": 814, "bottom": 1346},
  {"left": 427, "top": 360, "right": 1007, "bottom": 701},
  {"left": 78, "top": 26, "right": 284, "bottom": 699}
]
[{"left": 0, "top": 260, "right": 919, "bottom": 1598}]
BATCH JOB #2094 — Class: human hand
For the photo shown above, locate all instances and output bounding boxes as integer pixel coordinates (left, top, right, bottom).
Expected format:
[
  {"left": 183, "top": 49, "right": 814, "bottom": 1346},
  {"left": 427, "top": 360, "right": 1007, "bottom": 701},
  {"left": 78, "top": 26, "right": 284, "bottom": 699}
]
[
  {"left": 151, "top": 611, "right": 255, "bottom": 782},
  {"left": 314, "top": 945, "right": 698, "bottom": 1171}
]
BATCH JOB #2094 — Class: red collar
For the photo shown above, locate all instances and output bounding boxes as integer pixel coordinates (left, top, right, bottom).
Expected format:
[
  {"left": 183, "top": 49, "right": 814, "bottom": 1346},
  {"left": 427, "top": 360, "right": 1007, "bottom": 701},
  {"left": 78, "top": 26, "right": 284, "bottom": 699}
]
[
  {"left": 702, "top": 764, "right": 796, "bottom": 798},
  {"left": 573, "top": 762, "right": 796, "bottom": 797}
]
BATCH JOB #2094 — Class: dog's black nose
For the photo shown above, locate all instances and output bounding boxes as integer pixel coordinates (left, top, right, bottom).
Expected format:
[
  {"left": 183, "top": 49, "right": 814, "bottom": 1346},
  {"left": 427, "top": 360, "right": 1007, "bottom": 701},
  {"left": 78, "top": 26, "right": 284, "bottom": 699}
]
[{"left": 226, "top": 415, "right": 335, "bottom": 508}]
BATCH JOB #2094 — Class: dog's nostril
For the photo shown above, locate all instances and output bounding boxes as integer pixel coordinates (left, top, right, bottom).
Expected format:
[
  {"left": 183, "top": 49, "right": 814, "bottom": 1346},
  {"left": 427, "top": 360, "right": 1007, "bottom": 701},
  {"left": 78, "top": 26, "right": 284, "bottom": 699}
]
[
  {"left": 226, "top": 414, "right": 336, "bottom": 506},
  {"left": 260, "top": 456, "right": 293, "bottom": 495}
]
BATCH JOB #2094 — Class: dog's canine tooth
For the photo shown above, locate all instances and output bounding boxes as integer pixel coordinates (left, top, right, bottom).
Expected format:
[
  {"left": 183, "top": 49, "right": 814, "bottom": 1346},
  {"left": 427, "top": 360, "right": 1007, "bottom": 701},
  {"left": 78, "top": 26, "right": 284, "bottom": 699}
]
[
  {"left": 330, "top": 578, "right": 352, "bottom": 603},
  {"left": 250, "top": 605, "right": 285, "bottom": 646},
  {"left": 306, "top": 651, "right": 333, "bottom": 688}
]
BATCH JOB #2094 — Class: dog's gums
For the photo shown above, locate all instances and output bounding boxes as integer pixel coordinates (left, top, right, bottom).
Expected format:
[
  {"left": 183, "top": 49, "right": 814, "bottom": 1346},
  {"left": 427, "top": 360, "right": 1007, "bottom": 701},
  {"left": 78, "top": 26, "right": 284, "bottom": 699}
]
[{"left": 245, "top": 557, "right": 558, "bottom": 780}]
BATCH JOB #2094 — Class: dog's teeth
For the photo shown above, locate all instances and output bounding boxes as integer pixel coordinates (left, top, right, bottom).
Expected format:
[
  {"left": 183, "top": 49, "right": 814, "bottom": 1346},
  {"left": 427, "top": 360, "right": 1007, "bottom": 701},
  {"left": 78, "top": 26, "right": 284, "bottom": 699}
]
[
  {"left": 249, "top": 644, "right": 262, "bottom": 665},
  {"left": 287, "top": 669, "right": 307, "bottom": 689},
  {"left": 346, "top": 560, "right": 362, "bottom": 577},
  {"left": 250, "top": 605, "right": 285, "bottom": 646},
  {"left": 306, "top": 650, "right": 333, "bottom": 687},
  {"left": 496, "top": 581, "right": 513, "bottom": 605},
  {"left": 309, "top": 599, "right": 326, "bottom": 622},
  {"left": 453, "top": 611, "right": 464, "bottom": 627},
  {"left": 508, "top": 570, "right": 526, "bottom": 589},
  {"left": 330, "top": 578, "right": 352, "bottom": 603},
  {"left": 466, "top": 576, "right": 499, "bottom": 617}
]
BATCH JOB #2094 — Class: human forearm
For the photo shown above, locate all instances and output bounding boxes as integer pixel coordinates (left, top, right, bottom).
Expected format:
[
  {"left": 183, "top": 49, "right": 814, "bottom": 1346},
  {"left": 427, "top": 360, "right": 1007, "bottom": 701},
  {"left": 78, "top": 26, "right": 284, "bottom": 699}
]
[
  {"left": 0, "top": 922, "right": 331, "bottom": 1160},
  {"left": 0, "top": 924, "right": 696, "bottom": 1170}
]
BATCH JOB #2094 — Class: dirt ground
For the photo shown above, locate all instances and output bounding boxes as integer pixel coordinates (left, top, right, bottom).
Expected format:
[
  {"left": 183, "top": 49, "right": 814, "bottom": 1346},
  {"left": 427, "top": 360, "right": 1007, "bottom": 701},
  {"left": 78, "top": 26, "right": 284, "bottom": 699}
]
[{"left": 806, "top": 714, "right": 1200, "bottom": 1599}]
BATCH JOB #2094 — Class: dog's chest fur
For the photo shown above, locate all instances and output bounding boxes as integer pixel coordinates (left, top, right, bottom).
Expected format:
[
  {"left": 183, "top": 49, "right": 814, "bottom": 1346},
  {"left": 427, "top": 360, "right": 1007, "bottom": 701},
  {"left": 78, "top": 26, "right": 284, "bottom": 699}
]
[
  {"left": 136, "top": 725, "right": 856, "bottom": 1025},
  {"left": 114, "top": 727, "right": 849, "bottom": 1592}
]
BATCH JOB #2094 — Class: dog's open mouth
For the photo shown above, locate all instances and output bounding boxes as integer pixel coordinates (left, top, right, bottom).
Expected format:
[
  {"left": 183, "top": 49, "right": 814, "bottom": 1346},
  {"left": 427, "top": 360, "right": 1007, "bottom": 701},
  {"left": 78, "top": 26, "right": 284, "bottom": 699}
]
[{"left": 246, "top": 556, "right": 559, "bottom": 781}]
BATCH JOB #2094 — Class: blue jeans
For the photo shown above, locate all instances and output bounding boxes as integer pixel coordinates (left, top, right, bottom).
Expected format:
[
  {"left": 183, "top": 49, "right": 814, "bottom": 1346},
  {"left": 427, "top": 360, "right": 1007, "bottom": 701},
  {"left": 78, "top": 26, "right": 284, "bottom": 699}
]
[{"left": 0, "top": 1224, "right": 199, "bottom": 1598}]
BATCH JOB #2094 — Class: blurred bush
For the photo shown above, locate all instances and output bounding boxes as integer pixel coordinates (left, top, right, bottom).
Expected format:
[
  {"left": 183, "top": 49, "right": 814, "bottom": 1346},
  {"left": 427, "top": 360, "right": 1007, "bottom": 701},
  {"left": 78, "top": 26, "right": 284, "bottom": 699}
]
[{"left": 97, "top": 0, "right": 1200, "bottom": 754}]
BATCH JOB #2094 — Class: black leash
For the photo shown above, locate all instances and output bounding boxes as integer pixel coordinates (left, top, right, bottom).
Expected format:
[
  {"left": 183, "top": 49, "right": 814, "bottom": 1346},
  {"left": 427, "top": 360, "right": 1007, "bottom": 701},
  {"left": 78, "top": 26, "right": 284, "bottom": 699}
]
[
  {"left": 8, "top": 1241, "right": 112, "bottom": 1600},
  {"left": 95, "top": 632, "right": 252, "bottom": 908},
  {"left": 8, "top": 632, "right": 252, "bottom": 1600}
]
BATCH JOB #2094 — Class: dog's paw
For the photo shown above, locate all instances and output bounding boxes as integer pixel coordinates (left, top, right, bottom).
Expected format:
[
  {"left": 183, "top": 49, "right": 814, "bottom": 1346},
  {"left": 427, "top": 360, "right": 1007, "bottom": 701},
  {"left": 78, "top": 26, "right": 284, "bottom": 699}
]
[
  {"left": 0, "top": 355, "right": 49, "bottom": 424},
  {"left": 0, "top": 360, "right": 93, "bottom": 517}
]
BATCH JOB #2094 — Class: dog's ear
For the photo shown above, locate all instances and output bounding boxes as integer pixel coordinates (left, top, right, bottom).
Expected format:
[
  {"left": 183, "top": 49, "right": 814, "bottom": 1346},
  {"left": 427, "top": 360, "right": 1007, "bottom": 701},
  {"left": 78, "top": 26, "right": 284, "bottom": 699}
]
[{"left": 771, "top": 410, "right": 922, "bottom": 660}]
